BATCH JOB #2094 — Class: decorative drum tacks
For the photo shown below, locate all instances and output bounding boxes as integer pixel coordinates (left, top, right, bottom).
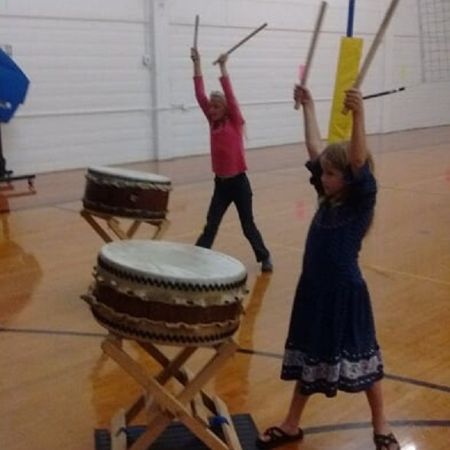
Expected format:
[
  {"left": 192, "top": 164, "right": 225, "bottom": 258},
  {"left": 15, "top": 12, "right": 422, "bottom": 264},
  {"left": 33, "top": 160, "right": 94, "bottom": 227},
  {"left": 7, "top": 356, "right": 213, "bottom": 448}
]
[
  {"left": 82, "top": 240, "right": 248, "bottom": 346},
  {"left": 82, "top": 166, "right": 172, "bottom": 220}
]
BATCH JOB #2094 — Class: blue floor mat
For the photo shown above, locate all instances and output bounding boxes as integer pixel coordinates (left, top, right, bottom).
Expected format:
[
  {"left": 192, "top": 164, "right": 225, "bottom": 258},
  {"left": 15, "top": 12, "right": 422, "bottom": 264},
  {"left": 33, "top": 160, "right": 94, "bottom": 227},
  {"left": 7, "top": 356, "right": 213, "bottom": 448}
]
[{"left": 95, "top": 413, "right": 260, "bottom": 450}]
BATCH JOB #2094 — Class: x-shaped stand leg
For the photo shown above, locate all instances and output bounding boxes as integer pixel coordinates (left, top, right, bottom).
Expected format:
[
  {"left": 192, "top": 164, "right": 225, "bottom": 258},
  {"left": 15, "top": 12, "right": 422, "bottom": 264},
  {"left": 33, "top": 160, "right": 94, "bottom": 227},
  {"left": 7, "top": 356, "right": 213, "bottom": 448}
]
[
  {"left": 80, "top": 209, "right": 170, "bottom": 242},
  {"left": 101, "top": 336, "right": 242, "bottom": 450}
]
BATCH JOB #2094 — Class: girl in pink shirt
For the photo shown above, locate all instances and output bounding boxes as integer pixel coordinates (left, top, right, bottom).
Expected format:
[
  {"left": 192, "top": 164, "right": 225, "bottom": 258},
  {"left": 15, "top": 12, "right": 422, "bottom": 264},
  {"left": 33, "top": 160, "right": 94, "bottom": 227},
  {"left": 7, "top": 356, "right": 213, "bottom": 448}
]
[{"left": 191, "top": 48, "right": 272, "bottom": 272}]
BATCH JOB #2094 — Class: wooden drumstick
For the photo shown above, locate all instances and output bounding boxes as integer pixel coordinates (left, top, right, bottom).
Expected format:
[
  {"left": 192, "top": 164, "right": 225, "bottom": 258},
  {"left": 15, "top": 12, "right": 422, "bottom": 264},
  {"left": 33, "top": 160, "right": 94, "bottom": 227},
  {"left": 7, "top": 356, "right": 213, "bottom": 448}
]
[
  {"left": 294, "top": 1, "right": 328, "bottom": 110},
  {"left": 212, "top": 22, "right": 268, "bottom": 65},
  {"left": 193, "top": 14, "right": 200, "bottom": 50},
  {"left": 342, "top": 0, "right": 401, "bottom": 113}
]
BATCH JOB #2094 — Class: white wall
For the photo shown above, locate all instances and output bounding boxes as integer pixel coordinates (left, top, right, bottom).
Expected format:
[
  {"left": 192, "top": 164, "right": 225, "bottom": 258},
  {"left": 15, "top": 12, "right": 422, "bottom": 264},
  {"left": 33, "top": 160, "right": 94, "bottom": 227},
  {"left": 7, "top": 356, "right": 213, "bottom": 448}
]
[
  {"left": 167, "top": 0, "right": 450, "bottom": 158},
  {"left": 0, "top": 0, "right": 154, "bottom": 174},
  {"left": 0, "top": 0, "right": 449, "bottom": 175}
]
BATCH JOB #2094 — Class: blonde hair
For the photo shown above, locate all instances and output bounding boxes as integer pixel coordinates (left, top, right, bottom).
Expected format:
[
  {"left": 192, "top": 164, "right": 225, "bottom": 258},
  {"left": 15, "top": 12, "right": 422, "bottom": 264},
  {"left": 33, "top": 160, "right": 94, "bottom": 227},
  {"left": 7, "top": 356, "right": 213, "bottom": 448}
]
[
  {"left": 209, "top": 90, "right": 226, "bottom": 105},
  {"left": 209, "top": 90, "right": 248, "bottom": 138}
]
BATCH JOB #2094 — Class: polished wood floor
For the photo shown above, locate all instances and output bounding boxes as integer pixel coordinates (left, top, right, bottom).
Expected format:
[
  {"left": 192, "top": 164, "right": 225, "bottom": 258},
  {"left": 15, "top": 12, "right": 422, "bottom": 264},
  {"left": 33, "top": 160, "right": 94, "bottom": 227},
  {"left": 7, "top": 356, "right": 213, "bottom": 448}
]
[{"left": 1, "top": 126, "right": 450, "bottom": 450}]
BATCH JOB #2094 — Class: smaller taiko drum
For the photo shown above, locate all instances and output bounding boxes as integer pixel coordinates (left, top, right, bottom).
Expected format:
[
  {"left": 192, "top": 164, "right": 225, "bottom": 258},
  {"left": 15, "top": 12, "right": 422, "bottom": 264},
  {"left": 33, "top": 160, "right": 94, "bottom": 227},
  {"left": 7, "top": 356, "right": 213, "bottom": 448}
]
[
  {"left": 82, "top": 166, "right": 172, "bottom": 220},
  {"left": 82, "top": 240, "right": 248, "bottom": 346}
]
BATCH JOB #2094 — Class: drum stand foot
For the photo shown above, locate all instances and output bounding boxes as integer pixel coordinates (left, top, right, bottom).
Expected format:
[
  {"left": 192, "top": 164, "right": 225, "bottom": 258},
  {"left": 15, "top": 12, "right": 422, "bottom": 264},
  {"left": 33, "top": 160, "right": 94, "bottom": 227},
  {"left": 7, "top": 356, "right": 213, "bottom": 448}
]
[
  {"left": 101, "top": 336, "right": 243, "bottom": 450},
  {"left": 80, "top": 209, "right": 170, "bottom": 242}
]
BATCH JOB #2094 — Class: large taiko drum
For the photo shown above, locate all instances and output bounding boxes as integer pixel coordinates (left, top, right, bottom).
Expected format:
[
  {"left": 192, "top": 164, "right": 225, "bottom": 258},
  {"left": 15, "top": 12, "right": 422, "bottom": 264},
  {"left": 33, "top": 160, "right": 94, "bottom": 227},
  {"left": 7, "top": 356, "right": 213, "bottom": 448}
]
[
  {"left": 83, "top": 240, "right": 248, "bottom": 346},
  {"left": 82, "top": 166, "right": 172, "bottom": 220}
]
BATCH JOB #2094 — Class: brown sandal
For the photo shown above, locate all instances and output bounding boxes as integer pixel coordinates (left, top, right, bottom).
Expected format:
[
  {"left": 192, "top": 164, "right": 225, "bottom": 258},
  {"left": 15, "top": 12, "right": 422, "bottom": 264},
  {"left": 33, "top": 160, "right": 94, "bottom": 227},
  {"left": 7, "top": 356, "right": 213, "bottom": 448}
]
[{"left": 373, "top": 432, "right": 400, "bottom": 450}]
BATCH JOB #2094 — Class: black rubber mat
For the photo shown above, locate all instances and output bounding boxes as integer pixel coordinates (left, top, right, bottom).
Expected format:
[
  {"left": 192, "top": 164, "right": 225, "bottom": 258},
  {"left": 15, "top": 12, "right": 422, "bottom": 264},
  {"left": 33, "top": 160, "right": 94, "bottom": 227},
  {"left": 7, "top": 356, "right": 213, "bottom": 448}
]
[{"left": 95, "top": 413, "right": 260, "bottom": 450}]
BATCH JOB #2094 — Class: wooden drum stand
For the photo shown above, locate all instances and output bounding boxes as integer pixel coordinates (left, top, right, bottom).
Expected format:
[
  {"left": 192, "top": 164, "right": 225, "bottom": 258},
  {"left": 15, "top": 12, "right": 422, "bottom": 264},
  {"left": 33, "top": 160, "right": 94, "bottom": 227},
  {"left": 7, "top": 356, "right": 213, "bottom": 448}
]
[
  {"left": 80, "top": 209, "right": 170, "bottom": 243},
  {"left": 101, "top": 335, "right": 242, "bottom": 450},
  {"left": 85, "top": 240, "right": 249, "bottom": 450}
]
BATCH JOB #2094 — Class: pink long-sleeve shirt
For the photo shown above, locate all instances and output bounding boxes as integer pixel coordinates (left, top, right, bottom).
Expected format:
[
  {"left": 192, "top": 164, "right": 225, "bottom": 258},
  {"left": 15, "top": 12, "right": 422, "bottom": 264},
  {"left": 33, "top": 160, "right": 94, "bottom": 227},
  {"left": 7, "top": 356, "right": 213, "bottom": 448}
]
[{"left": 194, "top": 75, "right": 247, "bottom": 177}]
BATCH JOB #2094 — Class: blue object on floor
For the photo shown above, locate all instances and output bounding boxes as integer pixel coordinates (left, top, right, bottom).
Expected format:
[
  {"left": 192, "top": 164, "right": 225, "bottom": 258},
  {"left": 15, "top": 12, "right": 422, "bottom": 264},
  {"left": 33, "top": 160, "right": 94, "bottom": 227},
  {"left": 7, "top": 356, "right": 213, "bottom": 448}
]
[
  {"left": 95, "top": 413, "right": 259, "bottom": 450},
  {"left": 210, "top": 415, "right": 230, "bottom": 427}
]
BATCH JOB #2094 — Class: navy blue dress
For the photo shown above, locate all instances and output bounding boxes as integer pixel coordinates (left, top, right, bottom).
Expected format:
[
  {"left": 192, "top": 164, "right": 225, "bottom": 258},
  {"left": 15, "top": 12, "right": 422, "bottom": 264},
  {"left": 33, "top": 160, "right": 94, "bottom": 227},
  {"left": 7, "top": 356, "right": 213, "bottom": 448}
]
[{"left": 281, "top": 159, "right": 384, "bottom": 397}]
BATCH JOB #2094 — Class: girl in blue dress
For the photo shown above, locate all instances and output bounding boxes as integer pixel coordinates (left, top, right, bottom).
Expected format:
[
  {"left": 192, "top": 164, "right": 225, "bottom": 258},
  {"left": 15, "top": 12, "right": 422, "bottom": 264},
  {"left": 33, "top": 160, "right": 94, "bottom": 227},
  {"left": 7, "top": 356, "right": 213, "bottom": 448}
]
[{"left": 257, "top": 86, "right": 400, "bottom": 450}]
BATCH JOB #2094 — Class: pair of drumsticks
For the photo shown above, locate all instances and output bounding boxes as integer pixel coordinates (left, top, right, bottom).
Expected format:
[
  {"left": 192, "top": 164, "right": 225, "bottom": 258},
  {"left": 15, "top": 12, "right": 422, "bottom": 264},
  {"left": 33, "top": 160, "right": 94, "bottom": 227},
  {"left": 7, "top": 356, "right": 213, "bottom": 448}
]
[{"left": 193, "top": 0, "right": 403, "bottom": 110}]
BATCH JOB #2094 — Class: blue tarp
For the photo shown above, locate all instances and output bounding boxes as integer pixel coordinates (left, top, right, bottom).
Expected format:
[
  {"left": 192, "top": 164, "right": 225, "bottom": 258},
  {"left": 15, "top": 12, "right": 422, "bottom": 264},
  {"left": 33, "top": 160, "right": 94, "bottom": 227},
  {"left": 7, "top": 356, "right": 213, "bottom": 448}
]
[{"left": 0, "top": 49, "right": 30, "bottom": 123}]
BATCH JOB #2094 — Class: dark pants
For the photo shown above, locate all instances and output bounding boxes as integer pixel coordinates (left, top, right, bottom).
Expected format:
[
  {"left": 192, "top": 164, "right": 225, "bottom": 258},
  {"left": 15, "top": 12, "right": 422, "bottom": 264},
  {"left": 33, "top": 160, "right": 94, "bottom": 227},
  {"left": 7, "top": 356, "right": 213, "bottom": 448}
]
[{"left": 196, "top": 172, "right": 270, "bottom": 262}]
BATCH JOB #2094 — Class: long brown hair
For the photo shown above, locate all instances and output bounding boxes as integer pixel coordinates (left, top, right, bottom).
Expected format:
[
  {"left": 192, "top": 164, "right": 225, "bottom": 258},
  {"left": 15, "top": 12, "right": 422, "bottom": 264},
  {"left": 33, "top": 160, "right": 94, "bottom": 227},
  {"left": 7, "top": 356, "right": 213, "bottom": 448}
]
[
  {"left": 320, "top": 141, "right": 376, "bottom": 232},
  {"left": 320, "top": 141, "right": 375, "bottom": 174}
]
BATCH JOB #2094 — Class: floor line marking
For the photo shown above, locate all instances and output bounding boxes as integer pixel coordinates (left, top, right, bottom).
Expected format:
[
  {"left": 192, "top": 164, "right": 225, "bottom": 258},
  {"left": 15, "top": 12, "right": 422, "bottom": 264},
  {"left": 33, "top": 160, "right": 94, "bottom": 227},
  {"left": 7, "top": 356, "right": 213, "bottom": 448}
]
[
  {"left": 364, "top": 264, "right": 450, "bottom": 287},
  {"left": 2, "top": 327, "right": 449, "bottom": 394}
]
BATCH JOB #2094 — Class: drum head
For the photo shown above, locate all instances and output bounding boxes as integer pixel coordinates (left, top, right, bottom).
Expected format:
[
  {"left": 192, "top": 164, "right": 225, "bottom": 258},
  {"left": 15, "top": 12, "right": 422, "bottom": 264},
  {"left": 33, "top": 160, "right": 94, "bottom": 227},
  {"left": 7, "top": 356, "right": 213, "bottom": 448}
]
[
  {"left": 87, "top": 166, "right": 171, "bottom": 185},
  {"left": 98, "top": 240, "right": 247, "bottom": 291}
]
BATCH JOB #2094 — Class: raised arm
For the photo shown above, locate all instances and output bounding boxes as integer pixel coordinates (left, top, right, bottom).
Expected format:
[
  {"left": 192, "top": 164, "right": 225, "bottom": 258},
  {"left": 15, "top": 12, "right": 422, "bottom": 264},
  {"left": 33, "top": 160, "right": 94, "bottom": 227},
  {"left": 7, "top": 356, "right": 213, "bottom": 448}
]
[
  {"left": 217, "top": 53, "right": 229, "bottom": 78},
  {"left": 344, "top": 88, "right": 368, "bottom": 171},
  {"left": 191, "top": 47, "right": 202, "bottom": 77},
  {"left": 294, "top": 85, "right": 322, "bottom": 161},
  {"left": 216, "top": 54, "right": 244, "bottom": 126},
  {"left": 191, "top": 47, "right": 209, "bottom": 117}
]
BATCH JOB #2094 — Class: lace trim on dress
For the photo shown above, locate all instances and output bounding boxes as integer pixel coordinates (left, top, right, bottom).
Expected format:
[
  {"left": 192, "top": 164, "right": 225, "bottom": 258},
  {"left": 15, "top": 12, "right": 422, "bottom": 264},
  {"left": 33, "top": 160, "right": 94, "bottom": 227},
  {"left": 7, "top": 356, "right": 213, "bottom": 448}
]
[{"left": 283, "top": 348, "right": 383, "bottom": 384}]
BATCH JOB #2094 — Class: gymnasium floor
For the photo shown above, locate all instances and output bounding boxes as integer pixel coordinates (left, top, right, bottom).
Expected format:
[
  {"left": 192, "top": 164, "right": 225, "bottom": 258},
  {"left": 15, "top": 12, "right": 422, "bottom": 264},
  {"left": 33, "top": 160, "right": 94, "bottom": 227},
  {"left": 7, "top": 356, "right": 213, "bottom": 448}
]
[{"left": 1, "top": 125, "right": 449, "bottom": 449}]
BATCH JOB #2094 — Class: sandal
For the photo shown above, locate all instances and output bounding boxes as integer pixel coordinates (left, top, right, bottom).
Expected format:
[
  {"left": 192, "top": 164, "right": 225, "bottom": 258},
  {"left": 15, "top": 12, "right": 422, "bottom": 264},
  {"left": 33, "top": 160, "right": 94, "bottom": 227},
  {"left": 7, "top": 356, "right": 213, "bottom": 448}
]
[
  {"left": 373, "top": 432, "right": 400, "bottom": 450},
  {"left": 256, "top": 426, "right": 304, "bottom": 449}
]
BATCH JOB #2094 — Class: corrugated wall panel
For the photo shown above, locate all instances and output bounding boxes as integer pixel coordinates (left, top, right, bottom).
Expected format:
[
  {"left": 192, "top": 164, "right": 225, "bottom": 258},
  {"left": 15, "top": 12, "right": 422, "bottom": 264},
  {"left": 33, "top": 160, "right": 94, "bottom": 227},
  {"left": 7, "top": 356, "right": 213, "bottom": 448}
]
[
  {"left": 0, "top": 1, "right": 153, "bottom": 175},
  {"left": 0, "top": 0, "right": 449, "bottom": 173},
  {"left": 167, "top": 0, "right": 449, "bottom": 163},
  {"left": 3, "top": 112, "right": 152, "bottom": 173},
  {"left": 2, "top": 0, "right": 145, "bottom": 22}
]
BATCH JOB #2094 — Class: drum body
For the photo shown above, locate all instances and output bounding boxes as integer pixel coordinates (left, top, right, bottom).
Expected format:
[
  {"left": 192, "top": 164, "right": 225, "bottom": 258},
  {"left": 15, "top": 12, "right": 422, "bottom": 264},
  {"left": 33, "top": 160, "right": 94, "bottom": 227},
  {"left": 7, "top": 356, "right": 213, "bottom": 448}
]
[
  {"left": 82, "top": 166, "right": 171, "bottom": 219},
  {"left": 84, "top": 240, "right": 248, "bottom": 346}
]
